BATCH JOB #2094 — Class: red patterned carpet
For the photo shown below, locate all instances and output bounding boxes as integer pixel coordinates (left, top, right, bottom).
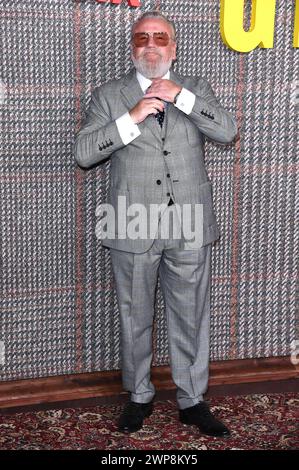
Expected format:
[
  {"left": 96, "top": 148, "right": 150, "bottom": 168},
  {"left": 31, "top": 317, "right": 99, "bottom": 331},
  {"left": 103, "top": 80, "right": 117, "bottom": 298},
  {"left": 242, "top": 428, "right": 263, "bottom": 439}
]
[{"left": 0, "top": 393, "right": 298, "bottom": 450}]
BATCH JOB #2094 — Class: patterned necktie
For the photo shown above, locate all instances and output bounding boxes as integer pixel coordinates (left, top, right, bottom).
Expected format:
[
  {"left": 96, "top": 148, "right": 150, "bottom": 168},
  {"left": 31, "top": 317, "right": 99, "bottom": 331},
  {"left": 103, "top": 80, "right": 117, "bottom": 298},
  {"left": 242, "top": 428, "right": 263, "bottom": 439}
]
[
  {"left": 155, "top": 107, "right": 165, "bottom": 128},
  {"left": 145, "top": 86, "right": 165, "bottom": 128}
]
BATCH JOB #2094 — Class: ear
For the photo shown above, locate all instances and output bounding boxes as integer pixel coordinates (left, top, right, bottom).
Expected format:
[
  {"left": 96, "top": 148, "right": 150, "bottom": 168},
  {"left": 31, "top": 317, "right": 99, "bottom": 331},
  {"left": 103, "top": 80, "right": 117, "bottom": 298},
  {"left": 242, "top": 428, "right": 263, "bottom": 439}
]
[
  {"left": 130, "top": 44, "right": 135, "bottom": 59},
  {"left": 172, "top": 42, "right": 177, "bottom": 60}
]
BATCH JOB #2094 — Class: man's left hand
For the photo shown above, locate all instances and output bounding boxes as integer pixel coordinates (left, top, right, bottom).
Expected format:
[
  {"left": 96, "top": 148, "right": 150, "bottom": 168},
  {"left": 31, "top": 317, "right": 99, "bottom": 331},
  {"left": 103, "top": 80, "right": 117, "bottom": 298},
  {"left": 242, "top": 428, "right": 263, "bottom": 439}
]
[{"left": 145, "top": 79, "right": 182, "bottom": 103}]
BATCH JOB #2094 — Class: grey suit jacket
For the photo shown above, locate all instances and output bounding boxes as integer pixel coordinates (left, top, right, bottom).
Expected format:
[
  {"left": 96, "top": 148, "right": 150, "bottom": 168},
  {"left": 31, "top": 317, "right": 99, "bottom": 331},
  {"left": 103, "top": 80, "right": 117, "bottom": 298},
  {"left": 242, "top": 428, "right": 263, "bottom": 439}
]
[{"left": 74, "top": 69, "right": 238, "bottom": 253}]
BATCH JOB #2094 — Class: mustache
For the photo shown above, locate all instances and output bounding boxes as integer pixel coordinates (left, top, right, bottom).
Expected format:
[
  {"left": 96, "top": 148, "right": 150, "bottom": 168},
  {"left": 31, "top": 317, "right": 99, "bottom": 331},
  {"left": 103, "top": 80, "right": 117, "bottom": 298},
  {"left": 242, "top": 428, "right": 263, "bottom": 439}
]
[{"left": 141, "top": 48, "right": 163, "bottom": 57}]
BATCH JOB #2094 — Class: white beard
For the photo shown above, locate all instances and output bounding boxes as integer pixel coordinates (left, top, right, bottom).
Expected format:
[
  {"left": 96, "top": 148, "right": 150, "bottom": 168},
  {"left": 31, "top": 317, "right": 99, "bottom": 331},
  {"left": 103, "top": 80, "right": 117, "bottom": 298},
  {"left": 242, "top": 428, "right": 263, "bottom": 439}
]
[{"left": 131, "top": 53, "right": 173, "bottom": 79}]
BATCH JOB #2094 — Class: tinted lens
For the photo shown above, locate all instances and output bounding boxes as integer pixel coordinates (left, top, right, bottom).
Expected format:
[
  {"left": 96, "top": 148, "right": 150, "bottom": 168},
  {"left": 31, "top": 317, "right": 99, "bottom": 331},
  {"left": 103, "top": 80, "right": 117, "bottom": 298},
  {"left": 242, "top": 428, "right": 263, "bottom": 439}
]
[
  {"left": 133, "top": 32, "right": 170, "bottom": 47},
  {"left": 153, "top": 32, "right": 169, "bottom": 46},
  {"left": 133, "top": 33, "right": 149, "bottom": 47}
]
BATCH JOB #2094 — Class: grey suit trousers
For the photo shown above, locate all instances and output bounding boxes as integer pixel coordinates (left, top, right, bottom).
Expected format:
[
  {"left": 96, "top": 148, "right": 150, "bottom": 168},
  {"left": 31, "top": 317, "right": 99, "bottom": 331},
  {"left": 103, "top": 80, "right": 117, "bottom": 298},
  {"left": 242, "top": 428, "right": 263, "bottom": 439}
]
[{"left": 109, "top": 204, "right": 212, "bottom": 410}]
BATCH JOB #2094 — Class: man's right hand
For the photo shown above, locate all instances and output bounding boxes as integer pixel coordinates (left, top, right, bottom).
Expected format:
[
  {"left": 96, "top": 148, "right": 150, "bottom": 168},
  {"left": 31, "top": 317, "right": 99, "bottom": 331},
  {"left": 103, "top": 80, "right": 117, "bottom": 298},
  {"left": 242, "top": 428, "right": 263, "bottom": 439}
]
[{"left": 129, "top": 97, "right": 165, "bottom": 124}]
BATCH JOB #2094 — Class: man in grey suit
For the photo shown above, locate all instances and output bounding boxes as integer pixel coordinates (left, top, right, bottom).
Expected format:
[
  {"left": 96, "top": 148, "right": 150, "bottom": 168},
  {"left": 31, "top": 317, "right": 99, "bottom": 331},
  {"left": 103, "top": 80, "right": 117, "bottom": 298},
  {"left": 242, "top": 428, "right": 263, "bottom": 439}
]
[{"left": 74, "top": 11, "right": 237, "bottom": 437}]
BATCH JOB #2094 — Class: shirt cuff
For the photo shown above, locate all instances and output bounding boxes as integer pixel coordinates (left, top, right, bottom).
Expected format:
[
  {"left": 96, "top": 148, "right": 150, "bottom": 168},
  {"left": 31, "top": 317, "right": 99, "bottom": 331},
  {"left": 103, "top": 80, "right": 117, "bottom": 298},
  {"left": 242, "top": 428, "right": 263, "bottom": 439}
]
[
  {"left": 174, "top": 87, "right": 196, "bottom": 115},
  {"left": 115, "top": 112, "right": 141, "bottom": 145}
]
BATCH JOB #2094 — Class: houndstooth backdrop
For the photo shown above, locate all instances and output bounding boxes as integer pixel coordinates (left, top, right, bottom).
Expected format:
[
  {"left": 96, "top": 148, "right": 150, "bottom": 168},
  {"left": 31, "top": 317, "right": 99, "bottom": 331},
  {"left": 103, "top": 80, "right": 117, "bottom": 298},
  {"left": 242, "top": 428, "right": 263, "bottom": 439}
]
[{"left": 0, "top": 0, "right": 298, "bottom": 381}]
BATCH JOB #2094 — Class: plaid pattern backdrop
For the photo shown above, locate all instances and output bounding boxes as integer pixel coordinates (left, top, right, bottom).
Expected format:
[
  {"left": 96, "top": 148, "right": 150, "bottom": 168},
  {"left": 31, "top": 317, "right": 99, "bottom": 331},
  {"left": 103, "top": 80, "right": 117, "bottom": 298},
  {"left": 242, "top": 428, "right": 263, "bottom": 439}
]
[{"left": 0, "top": 0, "right": 298, "bottom": 381}]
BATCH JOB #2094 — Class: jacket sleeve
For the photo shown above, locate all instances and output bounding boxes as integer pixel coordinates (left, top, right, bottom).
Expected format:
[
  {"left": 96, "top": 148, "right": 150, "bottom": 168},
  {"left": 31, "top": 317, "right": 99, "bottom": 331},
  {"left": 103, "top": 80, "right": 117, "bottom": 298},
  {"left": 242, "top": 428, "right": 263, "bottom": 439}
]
[
  {"left": 186, "top": 78, "right": 238, "bottom": 144},
  {"left": 73, "top": 87, "right": 126, "bottom": 168}
]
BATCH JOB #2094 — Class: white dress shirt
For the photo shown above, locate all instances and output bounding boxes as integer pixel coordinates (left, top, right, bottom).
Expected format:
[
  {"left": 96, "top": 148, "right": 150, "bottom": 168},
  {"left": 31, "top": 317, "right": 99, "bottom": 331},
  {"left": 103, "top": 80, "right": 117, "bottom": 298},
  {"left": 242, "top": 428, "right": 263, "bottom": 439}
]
[{"left": 115, "top": 70, "right": 196, "bottom": 145}]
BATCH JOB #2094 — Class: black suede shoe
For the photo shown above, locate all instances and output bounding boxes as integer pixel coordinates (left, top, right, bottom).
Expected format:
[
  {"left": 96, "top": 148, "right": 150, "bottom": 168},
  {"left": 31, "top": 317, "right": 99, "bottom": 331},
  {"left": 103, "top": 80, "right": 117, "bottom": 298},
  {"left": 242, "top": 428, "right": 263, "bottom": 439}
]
[
  {"left": 118, "top": 400, "right": 154, "bottom": 433},
  {"left": 179, "top": 401, "right": 230, "bottom": 438}
]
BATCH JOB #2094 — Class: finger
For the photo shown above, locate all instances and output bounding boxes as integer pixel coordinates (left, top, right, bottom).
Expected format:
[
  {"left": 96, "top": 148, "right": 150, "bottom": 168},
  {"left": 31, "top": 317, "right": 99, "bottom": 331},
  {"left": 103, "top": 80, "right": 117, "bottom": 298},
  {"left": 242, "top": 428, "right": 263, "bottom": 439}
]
[
  {"left": 151, "top": 109, "right": 163, "bottom": 116},
  {"left": 152, "top": 103, "right": 164, "bottom": 113},
  {"left": 151, "top": 101, "right": 165, "bottom": 110},
  {"left": 146, "top": 85, "right": 163, "bottom": 93},
  {"left": 144, "top": 97, "right": 164, "bottom": 106},
  {"left": 143, "top": 93, "right": 158, "bottom": 99},
  {"left": 144, "top": 92, "right": 163, "bottom": 100},
  {"left": 144, "top": 90, "right": 158, "bottom": 97},
  {"left": 151, "top": 78, "right": 163, "bottom": 84},
  {"left": 146, "top": 82, "right": 162, "bottom": 90},
  {"left": 148, "top": 103, "right": 162, "bottom": 113}
]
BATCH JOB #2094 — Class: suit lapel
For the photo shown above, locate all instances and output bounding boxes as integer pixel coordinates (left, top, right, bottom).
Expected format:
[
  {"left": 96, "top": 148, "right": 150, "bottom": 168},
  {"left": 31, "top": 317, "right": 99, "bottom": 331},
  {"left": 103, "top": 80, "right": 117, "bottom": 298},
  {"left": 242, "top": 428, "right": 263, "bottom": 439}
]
[
  {"left": 165, "top": 69, "right": 185, "bottom": 140},
  {"left": 120, "top": 69, "right": 143, "bottom": 110},
  {"left": 120, "top": 69, "right": 162, "bottom": 142}
]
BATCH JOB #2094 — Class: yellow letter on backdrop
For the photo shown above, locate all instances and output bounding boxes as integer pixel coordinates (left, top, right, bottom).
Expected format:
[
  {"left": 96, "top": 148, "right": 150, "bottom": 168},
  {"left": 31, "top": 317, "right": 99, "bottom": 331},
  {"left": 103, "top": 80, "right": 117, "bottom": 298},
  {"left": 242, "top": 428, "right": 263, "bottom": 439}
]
[
  {"left": 294, "top": 0, "right": 299, "bottom": 47},
  {"left": 220, "top": 0, "right": 276, "bottom": 52}
]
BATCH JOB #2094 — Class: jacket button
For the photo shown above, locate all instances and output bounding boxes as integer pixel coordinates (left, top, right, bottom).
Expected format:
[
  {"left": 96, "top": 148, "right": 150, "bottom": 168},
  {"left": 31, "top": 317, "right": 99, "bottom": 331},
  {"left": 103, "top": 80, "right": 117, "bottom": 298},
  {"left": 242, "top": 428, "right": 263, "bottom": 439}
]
[
  {"left": 156, "top": 179, "right": 161, "bottom": 185},
  {"left": 163, "top": 150, "right": 170, "bottom": 156},
  {"left": 167, "top": 173, "right": 170, "bottom": 178},
  {"left": 167, "top": 192, "right": 170, "bottom": 196}
]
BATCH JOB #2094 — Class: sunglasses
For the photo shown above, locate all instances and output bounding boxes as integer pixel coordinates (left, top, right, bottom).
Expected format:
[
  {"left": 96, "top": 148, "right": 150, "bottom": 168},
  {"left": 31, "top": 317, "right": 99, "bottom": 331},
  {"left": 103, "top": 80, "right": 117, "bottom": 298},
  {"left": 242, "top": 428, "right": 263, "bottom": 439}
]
[{"left": 132, "top": 31, "right": 174, "bottom": 47}]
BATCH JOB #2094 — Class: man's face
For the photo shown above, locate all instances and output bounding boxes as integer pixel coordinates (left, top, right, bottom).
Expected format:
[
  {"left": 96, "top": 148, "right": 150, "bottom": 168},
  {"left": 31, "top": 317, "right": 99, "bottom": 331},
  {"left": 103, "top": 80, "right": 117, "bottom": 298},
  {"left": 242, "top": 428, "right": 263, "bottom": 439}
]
[{"left": 131, "top": 18, "right": 177, "bottom": 79}]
